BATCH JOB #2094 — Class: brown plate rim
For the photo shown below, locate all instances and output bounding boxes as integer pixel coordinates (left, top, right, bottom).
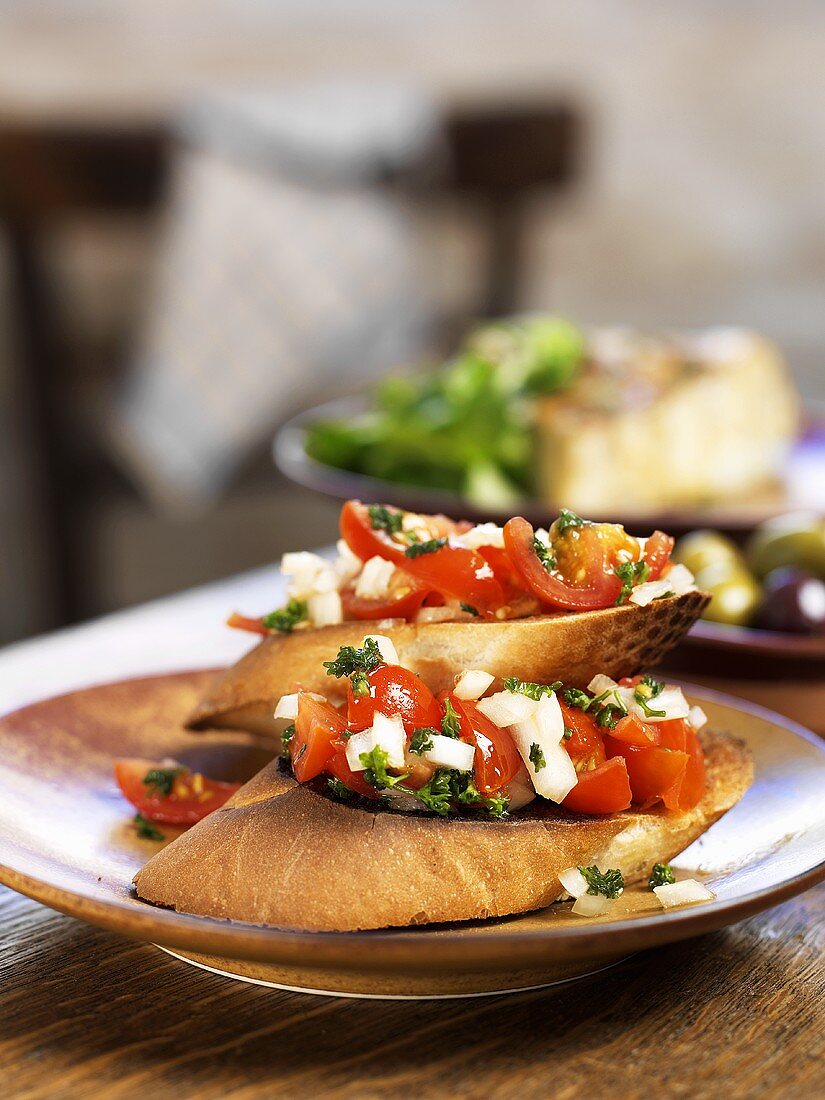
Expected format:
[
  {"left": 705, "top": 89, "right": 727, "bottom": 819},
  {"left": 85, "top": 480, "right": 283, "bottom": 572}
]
[
  {"left": 1, "top": 679, "right": 823, "bottom": 975},
  {"left": 686, "top": 619, "right": 825, "bottom": 662}
]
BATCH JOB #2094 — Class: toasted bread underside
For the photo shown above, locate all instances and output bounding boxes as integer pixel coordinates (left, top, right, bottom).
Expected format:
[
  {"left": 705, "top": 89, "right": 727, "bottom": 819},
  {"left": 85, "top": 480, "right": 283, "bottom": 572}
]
[
  {"left": 186, "top": 590, "right": 709, "bottom": 738},
  {"left": 133, "top": 730, "right": 751, "bottom": 932}
]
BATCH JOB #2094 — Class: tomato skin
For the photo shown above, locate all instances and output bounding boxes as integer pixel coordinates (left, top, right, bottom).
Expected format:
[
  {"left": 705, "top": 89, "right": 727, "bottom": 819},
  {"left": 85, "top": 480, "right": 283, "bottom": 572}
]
[
  {"left": 114, "top": 758, "right": 241, "bottom": 825},
  {"left": 603, "top": 736, "right": 689, "bottom": 807},
  {"left": 659, "top": 719, "right": 706, "bottom": 811},
  {"left": 347, "top": 665, "right": 443, "bottom": 733},
  {"left": 644, "top": 531, "right": 675, "bottom": 580},
  {"left": 226, "top": 612, "right": 269, "bottom": 635},
  {"left": 610, "top": 714, "right": 661, "bottom": 747},
  {"left": 326, "top": 746, "right": 381, "bottom": 800},
  {"left": 293, "top": 695, "right": 348, "bottom": 782},
  {"left": 563, "top": 757, "right": 632, "bottom": 814},
  {"left": 341, "top": 501, "right": 506, "bottom": 615},
  {"left": 449, "top": 696, "right": 523, "bottom": 795},
  {"left": 341, "top": 568, "right": 430, "bottom": 621},
  {"left": 504, "top": 517, "right": 623, "bottom": 610},
  {"left": 558, "top": 701, "right": 607, "bottom": 771}
]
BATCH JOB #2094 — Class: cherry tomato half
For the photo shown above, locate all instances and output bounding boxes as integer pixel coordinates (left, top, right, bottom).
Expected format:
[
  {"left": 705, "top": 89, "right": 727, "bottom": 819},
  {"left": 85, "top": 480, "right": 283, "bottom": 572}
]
[
  {"left": 293, "top": 694, "right": 348, "bottom": 782},
  {"left": 341, "top": 567, "right": 430, "bottom": 621},
  {"left": 348, "top": 665, "right": 443, "bottom": 734},
  {"left": 449, "top": 695, "right": 523, "bottom": 795},
  {"left": 559, "top": 700, "right": 608, "bottom": 771},
  {"left": 603, "top": 736, "right": 689, "bottom": 808},
  {"left": 115, "top": 758, "right": 241, "bottom": 825},
  {"left": 659, "top": 718, "right": 706, "bottom": 811},
  {"left": 562, "top": 757, "right": 632, "bottom": 814}
]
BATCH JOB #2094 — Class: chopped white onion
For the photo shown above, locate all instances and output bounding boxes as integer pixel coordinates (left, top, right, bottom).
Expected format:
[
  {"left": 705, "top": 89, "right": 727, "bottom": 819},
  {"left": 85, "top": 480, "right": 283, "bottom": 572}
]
[
  {"left": 510, "top": 699, "right": 578, "bottom": 803},
  {"left": 381, "top": 789, "right": 426, "bottom": 813},
  {"left": 454, "top": 523, "right": 506, "bottom": 550},
  {"left": 453, "top": 669, "right": 495, "bottom": 701},
  {"left": 364, "top": 634, "right": 400, "bottom": 667},
  {"left": 588, "top": 673, "right": 618, "bottom": 695},
  {"left": 534, "top": 527, "right": 551, "bottom": 546},
  {"left": 422, "top": 734, "right": 475, "bottom": 772},
  {"left": 355, "top": 556, "right": 396, "bottom": 600},
  {"left": 333, "top": 539, "right": 363, "bottom": 586},
  {"left": 504, "top": 766, "right": 536, "bottom": 811},
  {"left": 663, "top": 562, "right": 697, "bottom": 596},
  {"left": 476, "top": 691, "right": 539, "bottom": 728},
  {"left": 688, "top": 705, "right": 709, "bottom": 731},
  {"left": 274, "top": 693, "right": 300, "bottom": 720},
  {"left": 654, "top": 880, "right": 715, "bottom": 909},
  {"left": 307, "top": 590, "right": 343, "bottom": 627},
  {"left": 587, "top": 674, "right": 691, "bottom": 724},
  {"left": 629, "top": 579, "right": 676, "bottom": 606},
  {"left": 558, "top": 866, "right": 589, "bottom": 899},
  {"left": 345, "top": 712, "right": 406, "bottom": 772},
  {"left": 572, "top": 893, "right": 611, "bottom": 917},
  {"left": 281, "top": 551, "right": 337, "bottom": 599}
]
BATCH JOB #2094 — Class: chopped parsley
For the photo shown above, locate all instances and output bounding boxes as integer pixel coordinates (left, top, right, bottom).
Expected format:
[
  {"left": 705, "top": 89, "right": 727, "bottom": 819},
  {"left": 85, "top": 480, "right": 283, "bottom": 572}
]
[
  {"left": 562, "top": 687, "right": 592, "bottom": 710},
  {"left": 324, "top": 637, "right": 382, "bottom": 680},
  {"left": 503, "top": 676, "right": 561, "bottom": 701},
  {"left": 359, "top": 746, "right": 407, "bottom": 790},
  {"left": 578, "top": 865, "right": 625, "bottom": 899},
  {"left": 563, "top": 726, "right": 574, "bottom": 741},
  {"left": 648, "top": 862, "right": 676, "bottom": 890},
  {"left": 441, "top": 698, "right": 462, "bottom": 739},
  {"left": 405, "top": 769, "right": 454, "bottom": 816},
  {"left": 460, "top": 602, "right": 479, "bottom": 616},
  {"left": 593, "top": 700, "right": 628, "bottom": 730},
  {"left": 409, "top": 727, "right": 436, "bottom": 755},
  {"left": 614, "top": 560, "right": 650, "bottom": 605},
  {"left": 390, "top": 769, "right": 509, "bottom": 818},
  {"left": 554, "top": 508, "right": 586, "bottom": 534},
  {"left": 367, "top": 504, "right": 404, "bottom": 536},
  {"left": 533, "top": 535, "right": 556, "bottom": 572},
  {"left": 350, "top": 670, "right": 371, "bottom": 698},
  {"left": 142, "top": 766, "right": 184, "bottom": 797},
  {"left": 134, "top": 813, "right": 164, "bottom": 841},
  {"left": 327, "top": 777, "right": 354, "bottom": 801},
  {"left": 529, "top": 742, "right": 546, "bottom": 771},
  {"left": 280, "top": 723, "right": 295, "bottom": 761},
  {"left": 634, "top": 674, "right": 666, "bottom": 718},
  {"left": 404, "top": 537, "right": 448, "bottom": 558},
  {"left": 262, "top": 598, "right": 308, "bottom": 633},
  {"left": 483, "top": 791, "right": 510, "bottom": 818}
]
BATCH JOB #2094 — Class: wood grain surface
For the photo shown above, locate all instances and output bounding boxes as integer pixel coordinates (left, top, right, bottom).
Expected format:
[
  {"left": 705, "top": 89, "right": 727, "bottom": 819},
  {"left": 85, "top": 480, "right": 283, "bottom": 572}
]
[{"left": 2, "top": 881, "right": 823, "bottom": 1100}]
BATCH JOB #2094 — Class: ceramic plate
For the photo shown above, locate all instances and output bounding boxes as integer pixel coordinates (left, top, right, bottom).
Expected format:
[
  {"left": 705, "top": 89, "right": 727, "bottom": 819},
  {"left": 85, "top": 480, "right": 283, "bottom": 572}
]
[
  {"left": 274, "top": 398, "right": 825, "bottom": 536},
  {"left": 0, "top": 671, "right": 823, "bottom": 998}
]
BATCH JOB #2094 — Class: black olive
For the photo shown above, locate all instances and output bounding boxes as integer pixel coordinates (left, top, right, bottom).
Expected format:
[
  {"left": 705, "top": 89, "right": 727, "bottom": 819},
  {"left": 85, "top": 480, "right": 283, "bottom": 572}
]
[{"left": 756, "top": 567, "right": 825, "bottom": 634}]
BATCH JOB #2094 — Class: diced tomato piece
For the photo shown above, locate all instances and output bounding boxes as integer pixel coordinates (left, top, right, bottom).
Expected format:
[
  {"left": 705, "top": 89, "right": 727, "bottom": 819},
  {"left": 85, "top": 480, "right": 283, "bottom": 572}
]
[
  {"left": 604, "top": 736, "right": 689, "bottom": 807},
  {"left": 341, "top": 568, "right": 430, "bottom": 621},
  {"left": 114, "top": 758, "right": 241, "bottom": 825},
  {"left": 659, "top": 719, "right": 706, "bottom": 811},
  {"left": 347, "top": 665, "right": 443, "bottom": 734},
  {"left": 449, "top": 696, "right": 523, "bottom": 795},
  {"left": 340, "top": 501, "right": 506, "bottom": 615},
  {"left": 559, "top": 701, "right": 607, "bottom": 771},
  {"left": 293, "top": 695, "right": 348, "bottom": 782},
  {"left": 226, "top": 612, "right": 269, "bottom": 635},
  {"left": 563, "top": 757, "right": 632, "bottom": 814},
  {"left": 644, "top": 531, "right": 675, "bottom": 580},
  {"left": 610, "top": 713, "right": 661, "bottom": 747},
  {"left": 326, "top": 746, "right": 381, "bottom": 800}
]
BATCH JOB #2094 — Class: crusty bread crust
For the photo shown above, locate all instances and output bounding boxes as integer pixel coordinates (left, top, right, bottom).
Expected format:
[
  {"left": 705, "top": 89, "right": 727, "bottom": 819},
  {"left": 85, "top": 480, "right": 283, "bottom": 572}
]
[
  {"left": 133, "top": 730, "right": 751, "bottom": 932},
  {"left": 186, "top": 591, "right": 709, "bottom": 737}
]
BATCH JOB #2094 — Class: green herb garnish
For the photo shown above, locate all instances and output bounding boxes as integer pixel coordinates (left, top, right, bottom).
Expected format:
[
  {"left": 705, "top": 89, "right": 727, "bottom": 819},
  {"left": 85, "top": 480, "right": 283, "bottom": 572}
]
[
  {"left": 409, "top": 727, "right": 437, "bottom": 755},
  {"left": 280, "top": 723, "right": 295, "bottom": 761},
  {"left": 460, "top": 602, "right": 479, "bottom": 616},
  {"left": 142, "top": 766, "right": 184, "bottom": 798},
  {"left": 533, "top": 536, "right": 556, "bottom": 572},
  {"left": 503, "top": 676, "right": 561, "bottom": 701},
  {"left": 134, "top": 813, "right": 164, "bottom": 841},
  {"left": 563, "top": 726, "right": 574, "bottom": 741},
  {"left": 324, "top": 637, "right": 383, "bottom": 679},
  {"left": 648, "top": 862, "right": 676, "bottom": 890},
  {"left": 441, "top": 698, "right": 462, "bottom": 739},
  {"left": 562, "top": 687, "right": 592, "bottom": 710},
  {"left": 529, "top": 743, "right": 546, "bottom": 771},
  {"left": 554, "top": 508, "right": 586, "bottom": 534},
  {"left": 593, "top": 700, "right": 628, "bottom": 730},
  {"left": 578, "top": 865, "right": 625, "bottom": 899},
  {"left": 634, "top": 674, "right": 666, "bottom": 718},
  {"left": 614, "top": 560, "right": 651, "bottom": 605},
  {"left": 405, "top": 537, "right": 448, "bottom": 558},
  {"left": 327, "top": 777, "right": 354, "bottom": 801},
  {"left": 359, "top": 746, "right": 407, "bottom": 791},
  {"left": 262, "top": 598, "right": 308, "bottom": 633},
  {"left": 483, "top": 791, "right": 510, "bottom": 818},
  {"left": 367, "top": 504, "right": 404, "bottom": 536}
]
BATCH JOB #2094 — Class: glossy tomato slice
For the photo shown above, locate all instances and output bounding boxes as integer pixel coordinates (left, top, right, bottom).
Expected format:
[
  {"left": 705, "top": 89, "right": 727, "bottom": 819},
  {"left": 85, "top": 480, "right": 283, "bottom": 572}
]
[
  {"left": 644, "top": 531, "right": 675, "bottom": 580},
  {"left": 604, "top": 736, "right": 689, "bottom": 807},
  {"left": 610, "top": 713, "right": 661, "bottom": 747},
  {"left": 659, "top": 719, "right": 706, "bottom": 811},
  {"left": 114, "top": 758, "right": 241, "bottom": 825},
  {"left": 293, "top": 695, "right": 348, "bottom": 782},
  {"left": 504, "top": 516, "right": 623, "bottom": 610},
  {"left": 559, "top": 700, "right": 607, "bottom": 771},
  {"left": 562, "top": 757, "right": 632, "bottom": 814},
  {"left": 341, "top": 567, "right": 430, "bottom": 621},
  {"left": 326, "top": 745, "right": 381, "bottom": 800},
  {"left": 341, "top": 501, "right": 505, "bottom": 615},
  {"left": 226, "top": 612, "right": 269, "bottom": 635},
  {"left": 450, "top": 696, "right": 523, "bottom": 795},
  {"left": 347, "top": 665, "right": 443, "bottom": 734}
]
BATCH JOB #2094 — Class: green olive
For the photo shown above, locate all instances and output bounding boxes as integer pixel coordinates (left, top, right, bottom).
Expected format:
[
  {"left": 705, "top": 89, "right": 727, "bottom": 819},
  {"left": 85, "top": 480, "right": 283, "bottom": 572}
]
[
  {"left": 674, "top": 530, "right": 743, "bottom": 576},
  {"left": 694, "top": 562, "right": 762, "bottom": 627},
  {"left": 746, "top": 514, "right": 825, "bottom": 580}
]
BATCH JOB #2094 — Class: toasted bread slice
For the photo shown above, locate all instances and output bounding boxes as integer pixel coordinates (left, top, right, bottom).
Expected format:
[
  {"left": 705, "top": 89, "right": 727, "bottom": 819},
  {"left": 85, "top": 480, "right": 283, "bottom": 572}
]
[
  {"left": 187, "top": 590, "right": 709, "bottom": 738},
  {"left": 133, "top": 729, "right": 751, "bottom": 932}
]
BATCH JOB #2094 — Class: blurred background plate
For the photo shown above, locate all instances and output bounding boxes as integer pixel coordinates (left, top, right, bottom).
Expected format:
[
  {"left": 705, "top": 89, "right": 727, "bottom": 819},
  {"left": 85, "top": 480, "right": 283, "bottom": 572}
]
[{"left": 275, "top": 397, "right": 825, "bottom": 536}]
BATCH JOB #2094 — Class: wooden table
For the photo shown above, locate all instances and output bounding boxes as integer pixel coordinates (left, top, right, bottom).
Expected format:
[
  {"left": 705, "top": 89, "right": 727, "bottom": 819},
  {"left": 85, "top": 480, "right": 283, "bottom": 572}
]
[{"left": 2, "top": 574, "right": 823, "bottom": 1098}]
